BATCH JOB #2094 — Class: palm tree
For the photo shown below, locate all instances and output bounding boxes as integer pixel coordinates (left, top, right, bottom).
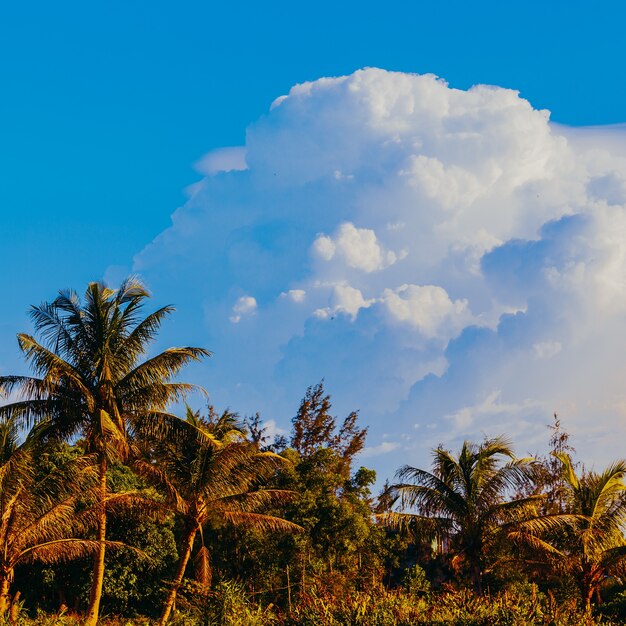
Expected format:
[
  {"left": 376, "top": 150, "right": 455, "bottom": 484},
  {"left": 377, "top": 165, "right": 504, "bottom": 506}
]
[
  {"left": 133, "top": 408, "right": 301, "bottom": 625},
  {"left": 0, "top": 278, "right": 209, "bottom": 625},
  {"left": 386, "top": 436, "right": 549, "bottom": 594},
  {"left": 552, "top": 454, "right": 626, "bottom": 612},
  {"left": 0, "top": 415, "right": 116, "bottom": 615}
]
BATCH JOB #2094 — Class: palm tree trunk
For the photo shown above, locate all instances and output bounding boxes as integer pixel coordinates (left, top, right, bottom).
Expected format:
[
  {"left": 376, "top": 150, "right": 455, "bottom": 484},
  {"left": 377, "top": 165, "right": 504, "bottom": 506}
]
[
  {"left": 582, "top": 583, "right": 594, "bottom": 615},
  {"left": 85, "top": 453, "right": 108, "bottom": 626},
  {"left": 0, "top": 574, "right": 10, "bottom": 615},
  {"left": 579, "top": 564, "right": 594, "bottom": 615},
  {"left": 471, "top": 563, "right": 483, "bottom": 596},
  {"left": 159, "top": 525, "right": 198, "bottom": 626}
]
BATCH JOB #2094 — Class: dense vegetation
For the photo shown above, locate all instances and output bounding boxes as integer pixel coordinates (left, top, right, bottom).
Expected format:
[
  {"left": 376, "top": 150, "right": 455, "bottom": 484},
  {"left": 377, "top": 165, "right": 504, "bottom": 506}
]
[{"left": 1, "top": 279, "right": 626, "bottom": 625}]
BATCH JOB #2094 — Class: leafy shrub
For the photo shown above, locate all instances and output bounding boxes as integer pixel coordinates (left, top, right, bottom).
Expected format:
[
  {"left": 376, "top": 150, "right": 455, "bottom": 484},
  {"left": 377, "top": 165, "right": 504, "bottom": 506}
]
[
  {"left": 403, "top": 564, "right": 430, "bottom": 597},
  {"left": 204, "top": 580, "right": 277, "bottom": 626}
]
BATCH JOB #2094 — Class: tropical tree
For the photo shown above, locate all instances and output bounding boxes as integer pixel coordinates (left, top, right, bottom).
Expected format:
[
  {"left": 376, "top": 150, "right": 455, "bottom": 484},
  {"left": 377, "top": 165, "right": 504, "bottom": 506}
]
[
  {"left": 0, "top": 415, "right": 110, "bottom": 615},
  {"left": 289, "top": 382, "right": 367, "bottom": 478},
  {"left": 386, "top": 436, "right": 551, "bottom": 594},
  {"left": 133, "top": 407, "right": 301, "bottom": 625},
  {"left": 269, "top": 382, "right": 379, "bottom": 590},
  {"left": 0, "top": 278, "right": 209, "bottom": 625},
  {"left": 206, "top": 386, "right": 380, "bottom": 605},
  {"left": 552, "top": 453, "right": 626, "bottom": 612}
]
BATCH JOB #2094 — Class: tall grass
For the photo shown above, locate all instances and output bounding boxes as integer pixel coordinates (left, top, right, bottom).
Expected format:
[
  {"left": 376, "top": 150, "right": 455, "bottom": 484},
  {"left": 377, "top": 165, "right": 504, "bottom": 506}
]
[
  {"left": 1, "top": 584, "right": 619, "bottom": 625},
  {"left": 279, "top": 587, "right": 614, "bottom": 626}
]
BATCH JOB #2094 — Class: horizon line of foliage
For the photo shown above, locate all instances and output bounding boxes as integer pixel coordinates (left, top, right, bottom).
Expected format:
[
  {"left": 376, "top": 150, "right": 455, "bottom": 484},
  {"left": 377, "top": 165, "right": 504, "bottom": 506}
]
[{"left": 1, "top": 279, "right": 626, "bottom": 625}]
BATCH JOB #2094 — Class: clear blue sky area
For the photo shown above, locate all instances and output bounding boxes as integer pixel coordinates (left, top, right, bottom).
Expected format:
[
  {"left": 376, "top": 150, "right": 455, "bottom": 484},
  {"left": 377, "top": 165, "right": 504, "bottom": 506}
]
[{"left": 1, "top": 0, "right": 624, "bottom": 340}]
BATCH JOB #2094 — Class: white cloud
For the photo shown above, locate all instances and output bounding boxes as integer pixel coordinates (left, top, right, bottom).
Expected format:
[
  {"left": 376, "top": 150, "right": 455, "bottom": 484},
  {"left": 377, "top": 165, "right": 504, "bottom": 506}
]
[
  {"left": 281, "top": 289, "right": 306, "bottom": 303},
  {"left": 400, "top": 155, "right": 485, "bottom": 210},
  {"left": 360, "top": 441, "right": 401, "bottom": 458},
  {"left": 261, "top": 419, "right": 287, "bottom": 441},
  {"left": 312, "top": 222, "right": 399, "bottom": 272},
  {"left": 229, "top": 295, "right": 257, "bottom": 323},
  {"left": 380, "top": 284, "right": 472, "bottom": 339},
  {"left": 314, "top": 283, "right": 374, "bottom": 320},
  {"left": 195, "top": 146, "right": 247, "bottom": 175},
  {"left": 312, "top": 235, "right": 336, "bottom": 261},
  {"left": 533, "top": 341, "right": 562, "bottom": 359},
  {"left": 133, "top": 68, "right": 626, "bottom": 479},
  {"left": 443, "top": 390, "right": 538, "bottom": 433}
]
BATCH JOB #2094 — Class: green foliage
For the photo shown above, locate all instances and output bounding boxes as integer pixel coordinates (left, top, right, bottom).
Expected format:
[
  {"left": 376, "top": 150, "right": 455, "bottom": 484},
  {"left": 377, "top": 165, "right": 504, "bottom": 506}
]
[
  {"left": 281, "top": 587, "right": 617, "bottom": 626},
  {"left": 546, "top": 453, "right": 626, "bottom": 611},
  {"left": 101, "top": 513, "right": 178, "bottom": 616},
  {"left": 386, "top": 436, "right": 551, "bottom": 595},
  {"left": 204, "top": 580, "right": 277, "bottom": 626},
  {"left": 5, "top": 282, "right": 626, "bottom": 624},
  {"left": 0, "top": 588, "right": 622, "bottom": 626},
  {"left": 403, "top": 564, "right": 430, "bottom": 596},
  {"left": 598, "top": 589, "right": 626, "bottom": 622},
  {"left": 269, "top": 383, "right": 382, "bottom": 593},
  {"left": 0, "top": 278, "right": 210, "bottom": 624},
  {"left": 0, "top": 419, "right": 100, "bottom": 615},
  {"left": 133, "top": 405, "right": 299, "bottom": 624},
  {"left": 289, "top": 382, "right": 367, "bottom": 478}
]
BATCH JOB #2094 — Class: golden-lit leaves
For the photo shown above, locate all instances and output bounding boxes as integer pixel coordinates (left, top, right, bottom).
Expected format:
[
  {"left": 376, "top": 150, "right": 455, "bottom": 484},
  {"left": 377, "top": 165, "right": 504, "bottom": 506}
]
[
  {"left": 0, "top": 421, "right": 100, "bottom": 574},
  {"left": 194, "top": 545, "right": 212, "bottom": 589}
]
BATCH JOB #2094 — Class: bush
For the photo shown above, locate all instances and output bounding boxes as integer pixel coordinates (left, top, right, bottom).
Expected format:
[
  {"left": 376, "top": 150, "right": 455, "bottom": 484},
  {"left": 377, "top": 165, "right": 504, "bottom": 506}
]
[{"left": 403, "top": 564, "right": 430, "bottom": 597}]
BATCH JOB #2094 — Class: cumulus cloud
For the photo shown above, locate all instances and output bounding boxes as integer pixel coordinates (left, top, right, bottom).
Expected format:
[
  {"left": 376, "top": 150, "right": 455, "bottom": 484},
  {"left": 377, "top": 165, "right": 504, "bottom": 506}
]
[
  {"left": 281, "top": 289, "right": 306, "bottom": 303},
  {"left": 312, "top": 222, "right": 401, "bottom": 272},
  {"left": 230, "top": 295, "right": 257, "bottom": 323},
  {"left": 314, "top": 283, "right": 375, "bottom": 320},
  {"left": 133, "top": 68, "right": 626, "bottom": 479},
  {"left": 380, "top": 284, "right": 472, "bottom": 339},
  {"left": 195, "top": 146, "right": 247, "bottom": 175}
]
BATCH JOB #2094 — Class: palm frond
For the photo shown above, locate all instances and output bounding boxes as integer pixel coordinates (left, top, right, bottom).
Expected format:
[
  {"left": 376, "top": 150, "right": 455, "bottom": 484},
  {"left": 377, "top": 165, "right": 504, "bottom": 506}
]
[
  {"left": 194, "top": 545, "right": 212, "bottom": 589},
  {"left": 19, "top": 539, "right": 135, "bottom": 565},
  {"left": 506, "top": 530, "right": 566, "bottom": 558},
  {"left": 116, "top": 306, "right": 175, "bottom": 363},
  {"left": 117, "top": 348, "right": 210, "bottom": 406},
  {"left": 389, "top": 474, "right": 467, "bottom": 518},
  {"left": 104, "top": 490, "right": 165, "bottom": 518},
  {"left": 16, "top": 335, "right": 94, "bottom": 407},
  {"left": 218, "top": 511, "right": 302, "bottom": 533}
]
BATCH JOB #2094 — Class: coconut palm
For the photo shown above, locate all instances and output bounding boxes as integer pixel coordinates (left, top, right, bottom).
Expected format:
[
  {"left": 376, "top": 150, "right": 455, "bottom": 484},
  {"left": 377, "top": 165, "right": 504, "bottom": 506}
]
[
  {"left": 552, "top": 453, "right": 626, "bottom": 612},
  {"left": 386, "top": 436, "right": 553, "bottom": 594},
  {"left": 0, "top": 278, "right": 209, "bottom": 625},
  {"left": 133, "top": 408, "right": 301, "bottom": 625}
]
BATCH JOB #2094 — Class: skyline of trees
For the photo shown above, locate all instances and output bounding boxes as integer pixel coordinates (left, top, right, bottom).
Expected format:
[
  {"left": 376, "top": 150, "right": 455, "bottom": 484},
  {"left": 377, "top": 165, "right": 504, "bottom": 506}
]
[{"left": 1, "top": 279, "right": 626, "bottom": 625}]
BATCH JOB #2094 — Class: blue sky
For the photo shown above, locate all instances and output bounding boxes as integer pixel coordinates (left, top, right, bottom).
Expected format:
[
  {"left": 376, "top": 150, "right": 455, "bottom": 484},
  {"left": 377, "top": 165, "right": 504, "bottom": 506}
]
[
  {"left": 2, "top": 1, "right": 626, "bottom": 479},
  {"left": 2, "top": 0, "right": 624, "bottom": 295}
]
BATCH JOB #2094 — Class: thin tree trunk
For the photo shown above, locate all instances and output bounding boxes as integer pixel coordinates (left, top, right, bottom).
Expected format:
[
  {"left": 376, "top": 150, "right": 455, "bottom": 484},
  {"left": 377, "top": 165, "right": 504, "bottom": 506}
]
[
  {"left": 0, "top": 575, "right": 10, "bottom": 615},
  {"left": 159, "top": 525, "right": 198, "bottom": 626},
  {"left": 85, "top": 453, "right": 108, "bottom": 626},
  {"left": 471, "top": 563, "right": 483, "bottom": 596},
  {"left": 583, "top": 583, "right": 594, "bottom": 614}
]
